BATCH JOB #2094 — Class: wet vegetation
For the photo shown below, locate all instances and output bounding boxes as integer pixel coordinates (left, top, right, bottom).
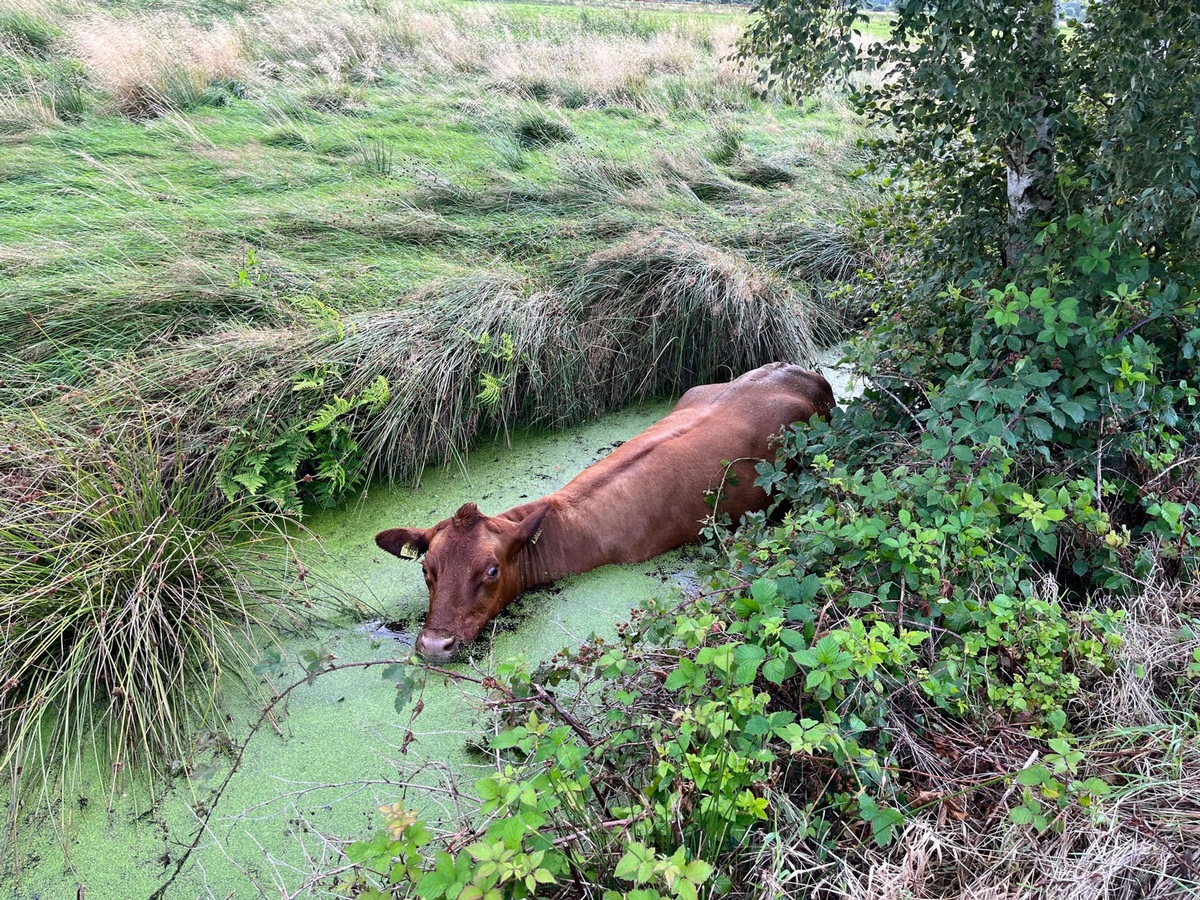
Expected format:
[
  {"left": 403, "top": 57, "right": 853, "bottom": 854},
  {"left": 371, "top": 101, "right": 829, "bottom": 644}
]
[{"left": 1, "top": 0, "right": 876, "bottom": 879}]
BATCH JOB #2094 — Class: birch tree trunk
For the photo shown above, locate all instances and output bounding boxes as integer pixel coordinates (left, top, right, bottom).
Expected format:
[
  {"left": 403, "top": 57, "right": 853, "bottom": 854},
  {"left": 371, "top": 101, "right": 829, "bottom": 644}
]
[{"left": 1004, "top": 0, "right": 1058, "bottom": 268}]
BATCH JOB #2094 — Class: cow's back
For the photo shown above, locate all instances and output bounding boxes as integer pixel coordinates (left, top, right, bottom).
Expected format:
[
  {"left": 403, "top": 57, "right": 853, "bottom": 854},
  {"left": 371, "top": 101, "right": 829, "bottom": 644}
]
[
  {"left": 551, "top": 363, "right": 834, "bottom": 565},
  {"left": 674, "top": 362, "right": 834, "bottom": 420}
]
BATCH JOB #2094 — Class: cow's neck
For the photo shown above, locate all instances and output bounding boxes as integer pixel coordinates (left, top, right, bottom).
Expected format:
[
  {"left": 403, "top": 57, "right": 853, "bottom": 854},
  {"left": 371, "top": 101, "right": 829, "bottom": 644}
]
[{"left": 512, "top": 498, "right": 606, "bottom": 589}]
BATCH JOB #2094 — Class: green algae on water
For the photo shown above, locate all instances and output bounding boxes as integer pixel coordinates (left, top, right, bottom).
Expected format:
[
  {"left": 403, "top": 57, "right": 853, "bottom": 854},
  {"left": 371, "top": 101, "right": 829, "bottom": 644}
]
[{"left": 3, "top": 402, "right": 691, "bottom": 900}]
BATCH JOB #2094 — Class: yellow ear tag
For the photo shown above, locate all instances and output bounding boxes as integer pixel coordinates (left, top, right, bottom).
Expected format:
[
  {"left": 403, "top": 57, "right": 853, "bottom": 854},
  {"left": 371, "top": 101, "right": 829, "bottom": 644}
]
[
  {"left": 530, "top": 529, "right": 542, "bottom": 545},
  {"left": 400, "top": 542, "right": 419, "bottom": 559}
]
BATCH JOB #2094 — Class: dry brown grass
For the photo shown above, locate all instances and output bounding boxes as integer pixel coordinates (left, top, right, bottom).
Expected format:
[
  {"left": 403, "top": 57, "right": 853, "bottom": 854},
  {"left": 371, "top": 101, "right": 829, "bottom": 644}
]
[
  {"left": 0, "top": 90, "right": 58, "bottom": 137},
  {"left": 247, "top": 1, "right": 728, "bottom": 109},
  {"left": 486, "top": 31, "right": 696, "bottom": 107},
  {"left": 68, "top": 14, "right": 247, "bottom": 116},
  {"left": 249, "top": 0, "right": 407, "bottom": 82},
  {"left": 11, "top": 0, "right": 754, "bottom": 122}
]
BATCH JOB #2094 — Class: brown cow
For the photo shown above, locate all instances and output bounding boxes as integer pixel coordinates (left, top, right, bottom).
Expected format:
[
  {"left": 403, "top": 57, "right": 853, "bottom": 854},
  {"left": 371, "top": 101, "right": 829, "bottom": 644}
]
[{"left": 376, "top": 362, "right": 835, "bottom": 660}]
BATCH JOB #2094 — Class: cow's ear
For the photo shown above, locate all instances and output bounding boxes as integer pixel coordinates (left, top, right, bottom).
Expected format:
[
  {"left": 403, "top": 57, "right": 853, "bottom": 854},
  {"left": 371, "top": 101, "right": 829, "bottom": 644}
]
[
  {"left": 512, "top": 504, "right": 551, "bottom": 550},
  {"left": 376, "top": 528, "right": 429, "bottom": 560}
]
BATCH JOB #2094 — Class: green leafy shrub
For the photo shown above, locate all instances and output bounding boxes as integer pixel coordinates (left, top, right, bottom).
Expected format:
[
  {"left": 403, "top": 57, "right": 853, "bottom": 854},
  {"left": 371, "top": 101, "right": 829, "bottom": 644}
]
[{"left": 850, "top": 214, "right": 1199, "bottom": 589}]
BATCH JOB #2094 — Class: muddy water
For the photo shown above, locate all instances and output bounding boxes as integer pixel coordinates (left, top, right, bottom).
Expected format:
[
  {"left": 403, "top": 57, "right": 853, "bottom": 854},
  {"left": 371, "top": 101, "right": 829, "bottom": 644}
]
[{"left": 5, "top": 357, "right": 858, "bottom": 900}]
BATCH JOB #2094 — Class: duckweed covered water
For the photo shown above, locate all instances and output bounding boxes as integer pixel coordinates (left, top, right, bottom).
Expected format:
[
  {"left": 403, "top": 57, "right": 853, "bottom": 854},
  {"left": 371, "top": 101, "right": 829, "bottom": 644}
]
[{"left": 4, "top": 401, "right": 692, "bottom": 900}]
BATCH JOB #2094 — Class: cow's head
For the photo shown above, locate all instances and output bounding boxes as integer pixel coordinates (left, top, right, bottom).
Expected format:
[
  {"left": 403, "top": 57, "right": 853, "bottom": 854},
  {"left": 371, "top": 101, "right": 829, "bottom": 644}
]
[{"left": 375, "top": 502, "right": 550, "bottom": 661}]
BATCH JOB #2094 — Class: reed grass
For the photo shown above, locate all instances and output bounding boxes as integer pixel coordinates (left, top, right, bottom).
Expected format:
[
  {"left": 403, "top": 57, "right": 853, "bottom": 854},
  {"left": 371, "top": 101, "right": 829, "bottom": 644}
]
[
  {"left": 0, "top": 415, "right": 322, "bottom": 818},
  {"left": 86, "top": 230, "right": 823, "bottom": 495}
]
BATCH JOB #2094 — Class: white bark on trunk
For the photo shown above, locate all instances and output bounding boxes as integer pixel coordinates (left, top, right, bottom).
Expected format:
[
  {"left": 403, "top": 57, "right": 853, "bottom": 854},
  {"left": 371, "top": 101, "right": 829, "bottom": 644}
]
[{"left": 1004, "top": 1, "right": 1058, "bottom": 267}]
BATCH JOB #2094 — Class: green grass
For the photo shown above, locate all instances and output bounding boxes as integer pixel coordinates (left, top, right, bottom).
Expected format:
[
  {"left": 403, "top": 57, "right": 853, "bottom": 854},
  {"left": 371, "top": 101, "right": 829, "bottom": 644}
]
[
  {"left": 0, "top": 413, "right": 339, "bottom": 820},
  {"left": 1, "top": 1, "right": 875, "bottom": 384}
]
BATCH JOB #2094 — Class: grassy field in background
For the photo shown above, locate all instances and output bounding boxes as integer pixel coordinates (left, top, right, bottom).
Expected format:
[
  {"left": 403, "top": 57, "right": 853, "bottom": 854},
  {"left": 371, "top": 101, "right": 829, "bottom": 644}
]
[{"left": 1, "top": 0, "right": 884, "bottom": 386}]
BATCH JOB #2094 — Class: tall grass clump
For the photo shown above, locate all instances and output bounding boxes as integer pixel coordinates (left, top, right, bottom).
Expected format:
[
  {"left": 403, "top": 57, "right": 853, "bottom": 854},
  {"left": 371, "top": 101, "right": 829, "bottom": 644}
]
[
  {"left": 0, "top": 6, "right": 62, "bottom": 58},
  {"left": 0, "top": 89, "right": 58, "bottom": 135},
  {"left": 309, "top": 231, "right": 822, "bottom": 481},
  {"left": 568, "top": 230, "right": 824, "bottom": 406},
  {"left": 68, "top": 14, "right": 246, "bottom": 117},
  {"left": 730, "top": 221, "right": 884, "bottom": 324},
  {"left": 355, "top": 134, "right": 394, "bottom": 175},
  {"left": 735, "top": 220, "right": 880, "bottom": 283},
  {"left": 104, "top": 228, "right": 825, "bottom": 503},
  {"left": 512, "top": 108, "right": 574, "bottom": 149},
  {"left": 0, "top": 416, "right": 313, "bottom": 817}
]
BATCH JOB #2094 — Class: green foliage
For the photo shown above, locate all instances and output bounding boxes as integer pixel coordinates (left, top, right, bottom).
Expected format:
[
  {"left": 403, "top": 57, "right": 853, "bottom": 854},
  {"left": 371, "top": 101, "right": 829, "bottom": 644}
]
[
  {"left": 855, "top": 215, "right": 1199, "bottom": 580},
  {"left": 338, "top": 550, "right": 1119, "bottom": 896},
  {"left": 1010, "top": 740, "right": 1112, "bottom": 833},
  {"left": 1070, "top": 3, "right": 1200, "bottom": 258},
  {"left": 465, "top": 330, "right": 520, "bottom": 415},
  {"left": 0, "top": 9, "right": 62, "bottom": 57},
  {"left": 739, "top": 0, "right": 1200, "bottom": 268},
  {"left": 218, "top": 371, "right": 391, "bottom": 511}
]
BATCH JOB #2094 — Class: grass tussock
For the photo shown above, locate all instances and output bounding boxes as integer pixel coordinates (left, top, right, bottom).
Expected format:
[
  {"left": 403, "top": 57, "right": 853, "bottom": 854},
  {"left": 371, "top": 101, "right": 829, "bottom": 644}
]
[
  {"left": 569, "top": 230, "right": 822, "bottom": 405},
  {"left": 736, "top": 220, "right": 880, "bottom": 284},
  {"left": 657, "top": 147, "right": 747, "bottom": 204},
  {"left": 0, "top": 416, "right": 319, "bottom": 813},
  {"left": 512, "top": 109, "right": 574, "bottom": 150},
  {"left": 0, "top": 89, "right": 59, "bottom": 136},
  {"left": 730, "top": 156, "right": 798, "bottom": 188},
  {"left": 94, "top": 231, "right": 823, "bottom": 492},
  {"left": 0, "top": 3, "right": 63, "bottom": 58},
  {"left": 68, "top": 13, "right": 246, "bottom": 117}
]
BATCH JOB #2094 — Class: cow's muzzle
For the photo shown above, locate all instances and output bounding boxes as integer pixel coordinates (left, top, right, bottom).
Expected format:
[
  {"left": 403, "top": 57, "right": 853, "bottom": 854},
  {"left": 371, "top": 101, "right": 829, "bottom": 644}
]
[{"left": 415, "top": 629, "right": 460, "bottom": 661}]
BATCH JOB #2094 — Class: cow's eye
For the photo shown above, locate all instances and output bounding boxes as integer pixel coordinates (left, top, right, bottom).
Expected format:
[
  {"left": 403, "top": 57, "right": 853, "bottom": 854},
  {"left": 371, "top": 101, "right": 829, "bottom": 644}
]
[{"left": 486, "top": 565, "right": 499, "bottom": 579}]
